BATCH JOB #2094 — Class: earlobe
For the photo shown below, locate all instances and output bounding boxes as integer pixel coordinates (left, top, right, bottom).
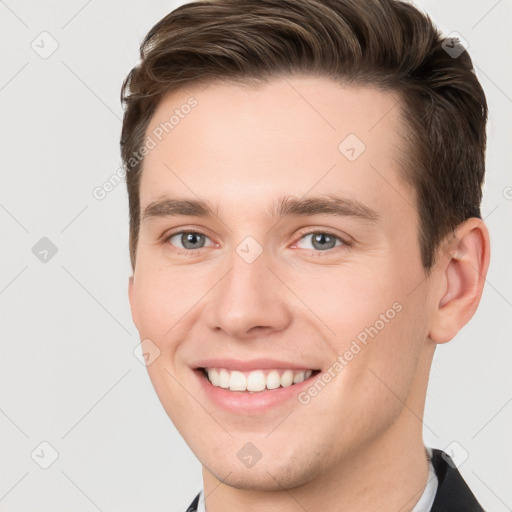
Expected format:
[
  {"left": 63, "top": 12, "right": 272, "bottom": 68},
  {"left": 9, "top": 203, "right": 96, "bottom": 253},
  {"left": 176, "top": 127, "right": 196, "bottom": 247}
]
[{"left": 429, "top": 219, "right": 490, "bottom": 344}]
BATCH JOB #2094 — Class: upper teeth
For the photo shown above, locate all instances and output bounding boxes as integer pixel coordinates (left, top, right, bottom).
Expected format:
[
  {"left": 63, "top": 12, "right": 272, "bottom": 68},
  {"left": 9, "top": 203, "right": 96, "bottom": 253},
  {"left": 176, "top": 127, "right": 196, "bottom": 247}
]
[{"left": 206, "top": 368, "right": 313, "bottom": 392}]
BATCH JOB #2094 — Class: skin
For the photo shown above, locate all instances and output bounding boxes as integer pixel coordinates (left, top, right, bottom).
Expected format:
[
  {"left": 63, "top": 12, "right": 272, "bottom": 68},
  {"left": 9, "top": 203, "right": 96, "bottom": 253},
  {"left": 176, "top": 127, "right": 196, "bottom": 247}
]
[{"left": 128, "top": 76, "right": 490, "bottom": 511}]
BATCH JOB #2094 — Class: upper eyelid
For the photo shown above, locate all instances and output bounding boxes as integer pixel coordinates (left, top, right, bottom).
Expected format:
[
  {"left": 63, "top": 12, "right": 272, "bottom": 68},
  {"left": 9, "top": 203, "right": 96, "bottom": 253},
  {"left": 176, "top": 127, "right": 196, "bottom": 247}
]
[{"left": 294, "top": 228, "right": 350, "bottom": 245}]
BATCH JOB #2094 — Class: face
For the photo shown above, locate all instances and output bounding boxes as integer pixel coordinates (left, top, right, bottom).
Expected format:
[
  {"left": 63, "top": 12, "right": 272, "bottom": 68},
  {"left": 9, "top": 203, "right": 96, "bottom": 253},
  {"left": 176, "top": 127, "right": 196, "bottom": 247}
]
[{"left": 128, "top": 77, "right": 435, "bottom": 490}]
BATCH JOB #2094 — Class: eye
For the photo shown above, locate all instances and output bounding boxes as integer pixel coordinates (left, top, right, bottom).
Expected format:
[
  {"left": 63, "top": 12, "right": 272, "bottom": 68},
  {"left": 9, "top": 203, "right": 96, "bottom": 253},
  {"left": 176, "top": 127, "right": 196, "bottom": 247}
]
[
  {"left": 295, "top": 230, "right": 346, "bottom": 252},
  {"left": 163, "top": 229, "right": 348, "bottom": 255},
  {"left": 166, "top": 231, "right": 213, "bottom": 251}
]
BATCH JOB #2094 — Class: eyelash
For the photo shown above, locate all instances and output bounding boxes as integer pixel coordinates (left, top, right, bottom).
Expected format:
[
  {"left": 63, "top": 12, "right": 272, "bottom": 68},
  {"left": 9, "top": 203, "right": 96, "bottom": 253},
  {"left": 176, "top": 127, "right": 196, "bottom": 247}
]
[{"left": 163, "top": 229, "right": 350, "bottom": 257}]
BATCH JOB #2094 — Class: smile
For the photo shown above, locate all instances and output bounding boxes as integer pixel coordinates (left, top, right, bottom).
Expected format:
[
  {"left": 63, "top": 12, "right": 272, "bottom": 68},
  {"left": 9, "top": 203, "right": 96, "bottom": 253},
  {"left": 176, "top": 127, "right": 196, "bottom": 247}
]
[{"left": 202, "top": 367, "right": 318, "bottom": 393}]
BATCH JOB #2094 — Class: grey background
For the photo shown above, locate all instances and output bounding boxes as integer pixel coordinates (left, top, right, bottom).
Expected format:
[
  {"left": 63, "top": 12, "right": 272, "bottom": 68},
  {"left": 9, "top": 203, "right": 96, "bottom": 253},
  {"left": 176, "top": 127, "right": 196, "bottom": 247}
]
[{"left": 0, "top": 1, "right": 510, "bottom": 511}]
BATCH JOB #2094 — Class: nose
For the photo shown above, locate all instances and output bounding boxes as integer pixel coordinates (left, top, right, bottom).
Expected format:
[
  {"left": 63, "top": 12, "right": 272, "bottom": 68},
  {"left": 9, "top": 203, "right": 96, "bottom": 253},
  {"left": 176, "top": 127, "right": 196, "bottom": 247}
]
[{"left": 203, "top": 246, "right": 293, "bottom": 339}]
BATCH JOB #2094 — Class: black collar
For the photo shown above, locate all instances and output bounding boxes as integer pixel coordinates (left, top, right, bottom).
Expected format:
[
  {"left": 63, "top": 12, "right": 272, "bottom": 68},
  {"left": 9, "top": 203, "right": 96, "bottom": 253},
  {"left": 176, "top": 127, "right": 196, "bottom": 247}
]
[{"left": 430, "top": 448, "right": 485, "bottom": 511}]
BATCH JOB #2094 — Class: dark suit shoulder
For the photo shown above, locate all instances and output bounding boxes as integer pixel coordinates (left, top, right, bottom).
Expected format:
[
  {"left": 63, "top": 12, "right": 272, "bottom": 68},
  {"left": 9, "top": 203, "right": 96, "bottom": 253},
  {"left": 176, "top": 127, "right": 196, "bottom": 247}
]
[
  {"left": 430, "top": 448, "right": 485, "bottom": 511},
  {"left": 185, "top": 492, "right": 200, "bottom": 512}
]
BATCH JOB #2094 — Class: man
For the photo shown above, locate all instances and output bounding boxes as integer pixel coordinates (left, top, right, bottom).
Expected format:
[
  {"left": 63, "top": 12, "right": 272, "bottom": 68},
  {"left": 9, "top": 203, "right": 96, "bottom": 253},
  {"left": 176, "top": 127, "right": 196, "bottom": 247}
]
[{"left": 121, "top": 0, "right": 490, "bottom": 510}]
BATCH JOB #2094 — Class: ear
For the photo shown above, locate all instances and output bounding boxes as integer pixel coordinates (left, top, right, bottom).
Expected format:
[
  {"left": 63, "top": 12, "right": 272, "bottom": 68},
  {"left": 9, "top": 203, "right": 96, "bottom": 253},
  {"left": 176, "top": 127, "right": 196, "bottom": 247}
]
[
  {"left": 128, "top": 275, "right": 139, "bottom": 330},
  {"left": 429, "top": 218, "right": 490, "bottom": 344}
]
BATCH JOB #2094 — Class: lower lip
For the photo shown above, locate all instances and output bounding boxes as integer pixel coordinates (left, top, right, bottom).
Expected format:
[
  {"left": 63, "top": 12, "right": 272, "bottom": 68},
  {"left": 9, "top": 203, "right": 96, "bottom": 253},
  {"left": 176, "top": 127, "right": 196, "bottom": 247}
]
[{"left": 194, "top": 369, "right": 318, "bottom": 415}]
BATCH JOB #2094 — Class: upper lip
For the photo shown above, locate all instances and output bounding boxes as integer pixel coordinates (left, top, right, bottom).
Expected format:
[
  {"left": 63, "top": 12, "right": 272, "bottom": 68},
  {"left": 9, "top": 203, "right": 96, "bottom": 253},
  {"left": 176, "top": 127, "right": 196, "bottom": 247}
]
[{"left": 192, "top": 358, "right": 318, "bottom": 371}]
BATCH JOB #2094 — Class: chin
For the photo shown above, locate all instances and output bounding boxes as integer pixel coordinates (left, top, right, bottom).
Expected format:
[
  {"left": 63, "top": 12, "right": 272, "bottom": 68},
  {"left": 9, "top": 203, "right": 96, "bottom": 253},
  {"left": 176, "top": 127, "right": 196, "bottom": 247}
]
[{"left": 202, "top": 449, "right": 325, "bottom": 492}]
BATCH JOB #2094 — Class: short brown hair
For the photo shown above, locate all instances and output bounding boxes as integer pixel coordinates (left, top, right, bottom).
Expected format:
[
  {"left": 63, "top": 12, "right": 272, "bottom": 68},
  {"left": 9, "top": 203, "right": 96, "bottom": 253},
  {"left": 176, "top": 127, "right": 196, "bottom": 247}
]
[{"left": 120, "top": 0, "right": 487, "bottom": 271}]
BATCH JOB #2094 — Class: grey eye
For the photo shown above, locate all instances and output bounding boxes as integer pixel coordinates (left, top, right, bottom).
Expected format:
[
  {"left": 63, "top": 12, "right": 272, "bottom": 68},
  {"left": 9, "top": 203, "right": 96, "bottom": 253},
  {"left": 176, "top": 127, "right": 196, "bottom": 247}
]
[
  {"left": 297, "top": 232, "right": 342, "bottom": 251},
  {"left": 169, "top": 232, "right": 210, "bottom": 250}
]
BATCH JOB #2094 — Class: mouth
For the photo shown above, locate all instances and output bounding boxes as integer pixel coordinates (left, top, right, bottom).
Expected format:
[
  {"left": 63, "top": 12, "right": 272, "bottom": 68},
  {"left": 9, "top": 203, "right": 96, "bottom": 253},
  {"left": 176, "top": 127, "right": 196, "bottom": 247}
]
[{"left": 198, "top": 367, "right": 321, "bottom": 393}]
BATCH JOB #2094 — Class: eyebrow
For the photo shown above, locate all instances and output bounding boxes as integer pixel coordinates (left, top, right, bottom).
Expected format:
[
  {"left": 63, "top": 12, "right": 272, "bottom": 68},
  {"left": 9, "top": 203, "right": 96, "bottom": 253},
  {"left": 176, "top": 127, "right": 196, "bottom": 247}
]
[{"left": 141, "top": 194, "right": 379, "bottom": 224}]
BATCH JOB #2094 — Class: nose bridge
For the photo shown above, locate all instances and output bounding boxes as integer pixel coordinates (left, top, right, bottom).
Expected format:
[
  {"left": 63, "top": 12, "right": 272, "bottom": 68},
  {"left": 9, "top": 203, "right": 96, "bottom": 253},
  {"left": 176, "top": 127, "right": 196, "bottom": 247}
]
[{"left": 205, "top": 236, "right": 292, "bottom": 337}]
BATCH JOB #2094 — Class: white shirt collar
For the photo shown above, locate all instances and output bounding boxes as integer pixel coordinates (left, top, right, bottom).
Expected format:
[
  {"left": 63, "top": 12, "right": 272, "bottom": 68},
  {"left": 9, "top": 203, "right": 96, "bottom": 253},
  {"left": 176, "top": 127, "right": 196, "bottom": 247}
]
[
  {"left": 196, "top": 490, "right": 206, "bottom": 512},
  {"left": 411, "top": 447, "right": 439, "bottom": 512}
]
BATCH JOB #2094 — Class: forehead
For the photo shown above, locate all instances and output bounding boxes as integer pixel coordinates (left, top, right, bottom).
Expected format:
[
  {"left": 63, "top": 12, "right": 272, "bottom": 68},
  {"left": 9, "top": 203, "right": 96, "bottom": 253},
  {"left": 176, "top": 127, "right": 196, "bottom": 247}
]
[{"left": 139, "top": 76, "right": 412, "bottom": 221}]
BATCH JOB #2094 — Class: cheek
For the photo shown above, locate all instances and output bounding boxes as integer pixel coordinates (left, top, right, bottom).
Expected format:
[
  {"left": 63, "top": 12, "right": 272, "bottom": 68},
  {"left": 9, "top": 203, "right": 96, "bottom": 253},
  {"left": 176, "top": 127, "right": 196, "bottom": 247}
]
[
  {"left": 285, "top": 262, "right": 403, "bottom": 340},
  {"left": 131, "top": 265, "right": 199, "bottom": 342},
  {"left": 294, "top": 263, "right": 426, "bottom": 408},
  {"left": 303, "top": 305, "right": 424, "bottom": 460}
]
